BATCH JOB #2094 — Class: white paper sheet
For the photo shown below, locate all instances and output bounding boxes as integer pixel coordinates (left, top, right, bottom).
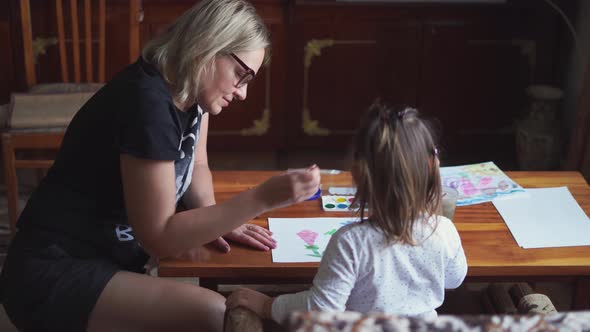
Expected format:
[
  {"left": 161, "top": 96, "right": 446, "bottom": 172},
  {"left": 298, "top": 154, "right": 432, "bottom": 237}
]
[
  {"left": 268, "top": 217, "right": 358, "bottom": 262},
  {"left": 492, "top": 187, "right": 590, "bottom": 248},
  {"left": 328, "top": 187, "right": 357, "bottom": 195}
]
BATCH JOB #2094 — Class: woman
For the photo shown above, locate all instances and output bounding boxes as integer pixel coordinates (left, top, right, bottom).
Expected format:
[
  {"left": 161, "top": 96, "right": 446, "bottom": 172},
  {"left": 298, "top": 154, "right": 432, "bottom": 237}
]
[{"left": 0, "top": 0, "right": 320, "bottom": 331}]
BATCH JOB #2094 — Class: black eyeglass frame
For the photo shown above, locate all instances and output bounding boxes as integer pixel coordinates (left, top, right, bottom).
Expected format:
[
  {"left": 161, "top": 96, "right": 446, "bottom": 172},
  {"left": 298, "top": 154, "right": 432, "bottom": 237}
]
[{"left": 230, "top": 53, "right": 256, "bottom": 88}]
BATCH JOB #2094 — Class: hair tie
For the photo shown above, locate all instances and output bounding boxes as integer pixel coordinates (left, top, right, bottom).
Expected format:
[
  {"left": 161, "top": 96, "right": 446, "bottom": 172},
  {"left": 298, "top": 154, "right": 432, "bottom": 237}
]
[
  {"left": 397, "top": 107, "right": 416, "bottom": 120},
  {"left": 397, "top": 109, "right": 408, "bottom": 120}
]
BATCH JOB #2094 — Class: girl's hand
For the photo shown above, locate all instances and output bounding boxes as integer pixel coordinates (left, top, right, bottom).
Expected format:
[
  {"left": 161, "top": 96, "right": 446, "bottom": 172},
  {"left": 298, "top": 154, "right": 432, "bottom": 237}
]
[
  {"left": 209, "top": 224, "right": 276, "bottom": 252},
  {"left": 226, "top": 287, "right": 274, "bottom": 319},
  {"left": 255, "top": 164, "right": 321, "bottom": 210}
]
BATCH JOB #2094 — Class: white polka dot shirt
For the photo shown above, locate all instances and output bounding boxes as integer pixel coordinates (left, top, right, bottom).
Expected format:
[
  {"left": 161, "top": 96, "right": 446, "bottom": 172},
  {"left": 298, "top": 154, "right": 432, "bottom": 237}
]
[{"left": 271, "top": 216, "right": 467, "bottom": 324}]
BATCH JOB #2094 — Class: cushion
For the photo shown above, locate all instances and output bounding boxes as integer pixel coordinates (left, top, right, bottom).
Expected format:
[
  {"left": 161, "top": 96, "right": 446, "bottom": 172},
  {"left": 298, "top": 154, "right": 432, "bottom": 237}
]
[
  {"left": 8, "top": 92, "right": 95, "bottom": 129},
  {"left": 287, "top": 311, "right": 590, "bottom": 331},
  {"left": 28, "top": 82, "right": 103, "bottom": 94}
]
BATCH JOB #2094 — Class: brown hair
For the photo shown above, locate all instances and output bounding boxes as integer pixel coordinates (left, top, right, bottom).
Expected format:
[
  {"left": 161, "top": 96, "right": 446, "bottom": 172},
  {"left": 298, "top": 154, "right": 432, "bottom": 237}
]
[{"left": 352, "top": 100, "right": 442, "bottom": 245}]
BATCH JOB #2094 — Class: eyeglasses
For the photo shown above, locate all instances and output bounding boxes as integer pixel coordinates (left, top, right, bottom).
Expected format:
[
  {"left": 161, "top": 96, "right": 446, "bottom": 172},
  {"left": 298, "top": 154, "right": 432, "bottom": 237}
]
[
  {"left": 433, "top": 147, "right": 439, "bottom": 158},
  {"left": 230, "top": 53, "right": 256, "bottom": 88}
]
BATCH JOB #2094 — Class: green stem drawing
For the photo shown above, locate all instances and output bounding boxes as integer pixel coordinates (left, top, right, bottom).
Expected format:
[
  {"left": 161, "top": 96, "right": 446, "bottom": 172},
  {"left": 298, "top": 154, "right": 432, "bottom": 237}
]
[
  {"left": 305, "top": 244, "right": 322, "bottom": 257},
  {"left": 324, "top": 229, "right": 337, "bottom": 236}
]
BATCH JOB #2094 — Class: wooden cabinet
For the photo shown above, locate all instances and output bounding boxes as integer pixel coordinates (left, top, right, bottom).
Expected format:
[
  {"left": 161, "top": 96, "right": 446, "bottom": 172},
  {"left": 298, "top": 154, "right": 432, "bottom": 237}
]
[
  {"left": 136, "top": 1, "right": 537, "bottom": 161},
  {"left": 2, "top": 0, "right": 566, "bottom": 168},
  {"left": 419, "top": 9, "right": 530, "bottom": 164},
  {"left": 285, "top": 2, "right": 535, "bottom": 167},
  {"left": 286, "top": 4, "right": 421, "bottom": 149}
]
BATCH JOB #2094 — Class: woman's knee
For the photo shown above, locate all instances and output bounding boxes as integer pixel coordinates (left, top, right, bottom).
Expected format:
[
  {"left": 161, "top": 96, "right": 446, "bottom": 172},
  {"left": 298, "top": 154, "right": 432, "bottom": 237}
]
[{"left": 89, "top": 272, "right": 227, "bottom": 331}]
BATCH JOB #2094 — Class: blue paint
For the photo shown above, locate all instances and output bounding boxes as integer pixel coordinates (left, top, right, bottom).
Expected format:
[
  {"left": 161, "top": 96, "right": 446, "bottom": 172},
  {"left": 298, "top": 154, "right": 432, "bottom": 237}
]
[{"left": 306, "top": 188, "right": 322, "bottom": 201}]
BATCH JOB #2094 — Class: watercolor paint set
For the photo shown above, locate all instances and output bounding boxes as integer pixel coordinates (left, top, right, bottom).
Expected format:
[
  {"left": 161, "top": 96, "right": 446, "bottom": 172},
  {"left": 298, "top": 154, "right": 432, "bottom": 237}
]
[{"left": 321, "top": 195, "right": 355, "bottom": 212}]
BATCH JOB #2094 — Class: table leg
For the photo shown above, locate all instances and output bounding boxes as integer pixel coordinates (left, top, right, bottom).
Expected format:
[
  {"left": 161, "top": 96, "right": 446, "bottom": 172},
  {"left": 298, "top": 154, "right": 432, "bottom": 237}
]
[
  {"left": 199, "top": 278, "right": 219, "bottom": 291},
  {"left": 573, "top": 277, "right": 590, "bottom": 310}
]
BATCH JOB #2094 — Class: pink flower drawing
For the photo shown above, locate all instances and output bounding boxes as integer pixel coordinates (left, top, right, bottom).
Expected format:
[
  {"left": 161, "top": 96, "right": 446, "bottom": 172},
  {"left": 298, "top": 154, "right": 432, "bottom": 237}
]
[{"left": 297, "top": 230, "right": 318, "bottom": 246}]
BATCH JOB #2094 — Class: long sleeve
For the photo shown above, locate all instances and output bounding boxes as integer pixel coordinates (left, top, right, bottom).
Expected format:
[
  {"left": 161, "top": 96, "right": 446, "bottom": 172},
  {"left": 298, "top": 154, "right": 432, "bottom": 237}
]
[
  {"left": 271, "top": 218, "right": 468, "bottom": 323},
  {"left": 442, "top": 219, "right": 468, "bottom": 289},
  {"left": 271, "top": 228, "right": 358, "bottom": 324}
]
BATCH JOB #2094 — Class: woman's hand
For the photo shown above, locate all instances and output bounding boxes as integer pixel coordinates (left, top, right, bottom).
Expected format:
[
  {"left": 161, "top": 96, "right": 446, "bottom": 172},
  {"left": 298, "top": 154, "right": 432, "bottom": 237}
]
[
  {"left": 226, "top": 287, "right": 274, "bottom": 320},
  {"left": 210, "top": 165, "right": 319, "bottom": 253},
  {"left": 209, "top": 224, "right": 276, "bottom": 252},
  {"left": 255, "top": 164, "right": 321, "bottom": 210}
]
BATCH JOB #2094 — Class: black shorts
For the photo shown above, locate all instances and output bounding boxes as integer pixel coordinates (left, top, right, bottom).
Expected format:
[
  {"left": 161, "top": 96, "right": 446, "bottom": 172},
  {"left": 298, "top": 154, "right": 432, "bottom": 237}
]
[{"left": 0, "top": 229, "right": 120, "bottom": 332}]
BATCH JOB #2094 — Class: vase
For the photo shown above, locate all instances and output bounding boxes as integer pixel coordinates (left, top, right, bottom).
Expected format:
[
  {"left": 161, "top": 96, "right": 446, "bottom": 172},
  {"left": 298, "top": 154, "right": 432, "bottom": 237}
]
[{"left": 516, "top": 85, "right": 563, "bottom": 170}]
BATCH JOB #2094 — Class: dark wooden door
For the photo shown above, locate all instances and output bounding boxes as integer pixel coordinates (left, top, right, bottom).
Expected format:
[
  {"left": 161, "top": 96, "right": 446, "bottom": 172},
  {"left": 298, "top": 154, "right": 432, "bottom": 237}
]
[{"left": 287, "top": 3, "right": 420, "bottom": 150}]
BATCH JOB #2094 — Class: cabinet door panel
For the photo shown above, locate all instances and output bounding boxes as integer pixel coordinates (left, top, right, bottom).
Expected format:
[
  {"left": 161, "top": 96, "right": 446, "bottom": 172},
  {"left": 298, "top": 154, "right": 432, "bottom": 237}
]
[
  {"left": 420, "top": 21, "right": 528, "bottom": 165},
  {"left": 288, "top": 19, "right": 420, "bottom": 149}
]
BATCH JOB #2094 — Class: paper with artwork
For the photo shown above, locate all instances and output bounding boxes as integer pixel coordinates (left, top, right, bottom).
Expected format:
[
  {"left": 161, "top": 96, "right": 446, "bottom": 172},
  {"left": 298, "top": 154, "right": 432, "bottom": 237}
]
[
  {"left": 268, "top": 218, "right": 358, "bottom": 263},
  {"left": 270, "top": 162, "right": 530, "bottom": 262},
  {"left": 439, "top": 161, "right": 525, "bottom": 206}
]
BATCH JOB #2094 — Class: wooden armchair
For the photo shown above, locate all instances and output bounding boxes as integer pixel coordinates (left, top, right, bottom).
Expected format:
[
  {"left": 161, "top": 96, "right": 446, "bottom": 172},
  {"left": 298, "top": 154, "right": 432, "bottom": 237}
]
[{"left": 2, "top": 0, "right": 141, "bottom": 235}]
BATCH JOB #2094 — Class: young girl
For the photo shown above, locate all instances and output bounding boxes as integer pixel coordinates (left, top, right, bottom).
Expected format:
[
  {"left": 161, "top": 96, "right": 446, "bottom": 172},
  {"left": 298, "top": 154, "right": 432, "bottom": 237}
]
[{"left": 226, "top": 102, "right": 468, "bottom": 324}]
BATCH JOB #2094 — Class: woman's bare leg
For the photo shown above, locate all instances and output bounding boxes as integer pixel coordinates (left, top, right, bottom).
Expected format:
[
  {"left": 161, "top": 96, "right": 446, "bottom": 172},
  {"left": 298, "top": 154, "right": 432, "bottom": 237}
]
[{"left": 87, "top": 271, "right": 225, "bottom": 332}]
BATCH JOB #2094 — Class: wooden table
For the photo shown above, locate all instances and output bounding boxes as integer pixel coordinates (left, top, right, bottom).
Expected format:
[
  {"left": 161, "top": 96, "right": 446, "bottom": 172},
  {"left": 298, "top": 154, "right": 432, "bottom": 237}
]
[{"left": 158, "top": 171, "right": 590, "bottom": 309}]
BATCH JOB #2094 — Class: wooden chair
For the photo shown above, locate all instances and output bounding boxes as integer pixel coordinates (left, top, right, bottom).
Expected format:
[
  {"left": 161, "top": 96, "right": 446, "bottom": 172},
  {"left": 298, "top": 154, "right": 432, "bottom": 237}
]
[{"left": 2, "top": 0, "right": 141, "bottom": 235}]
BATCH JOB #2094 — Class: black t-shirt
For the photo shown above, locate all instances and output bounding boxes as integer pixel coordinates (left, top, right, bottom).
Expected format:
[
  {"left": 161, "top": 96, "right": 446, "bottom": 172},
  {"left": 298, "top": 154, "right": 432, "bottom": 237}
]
[{"left": 17, "top": 57, "right": 203, "bottom": 271}]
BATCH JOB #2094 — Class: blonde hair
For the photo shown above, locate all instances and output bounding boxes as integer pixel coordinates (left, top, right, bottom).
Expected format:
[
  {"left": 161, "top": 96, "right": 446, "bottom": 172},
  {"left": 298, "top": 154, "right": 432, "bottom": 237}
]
[
  {"left": 142, "top": 0, "right": 270, "bottom": 104},
  {"left": 352, "top": 100, "right": 442, "bottom": 245}
]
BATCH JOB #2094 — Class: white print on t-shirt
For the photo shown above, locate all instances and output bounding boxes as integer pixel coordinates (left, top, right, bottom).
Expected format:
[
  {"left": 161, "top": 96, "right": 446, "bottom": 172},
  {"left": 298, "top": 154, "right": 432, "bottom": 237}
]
[
  {"left": 178, "top": 133, "right": 196, "bottom": 159},
  {"left": 174, "top": 107, "right": 202, "bottom": 202},
  {"left": 175, "top": 132, "right": 196, "bottom": 202},
  {"left": 115, "top": 224, "right": 135, "bottom": 241}
]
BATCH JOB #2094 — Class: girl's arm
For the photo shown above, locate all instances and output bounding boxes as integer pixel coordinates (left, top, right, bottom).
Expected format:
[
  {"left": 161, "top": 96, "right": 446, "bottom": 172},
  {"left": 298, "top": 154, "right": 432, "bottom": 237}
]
[
  {"left": 443, "top": 221, "right": 468, "bottom": 289},
  {"left": 226, "top": 228, "right": 358, "bottom": 324}
]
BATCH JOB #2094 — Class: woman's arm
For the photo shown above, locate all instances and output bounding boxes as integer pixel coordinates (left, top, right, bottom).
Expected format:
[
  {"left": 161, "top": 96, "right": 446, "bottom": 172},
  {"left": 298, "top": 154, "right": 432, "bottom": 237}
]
[
  {"left": 182, "top": 113, "right": 276, "bottom": 252},
  {"left": 120, "top": 153, "right": 320, "bottom": 259}
]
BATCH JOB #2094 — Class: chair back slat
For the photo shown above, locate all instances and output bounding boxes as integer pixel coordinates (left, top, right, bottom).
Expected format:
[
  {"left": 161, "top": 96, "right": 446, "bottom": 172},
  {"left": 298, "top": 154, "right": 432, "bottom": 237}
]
[
  {"left": 129, "top": 0, "right": 141, "bottom": 63},
  {"left": 98, "top": 0, "right": 106, "bottom": 82},
  {"left": 20, "top": 0, "right": 115, "bottom": 86},
  {"left": 19, "top": 0, "right": 36, "bottom": 87},
  {"left": 69, "top": 0, "right": 81, "bottom": 83},
  {"left": 84, "top": 0, "right": 93, "bottom": 82},
  {"left": 55, "top": 0, "right": 69, "bottom": 83}
]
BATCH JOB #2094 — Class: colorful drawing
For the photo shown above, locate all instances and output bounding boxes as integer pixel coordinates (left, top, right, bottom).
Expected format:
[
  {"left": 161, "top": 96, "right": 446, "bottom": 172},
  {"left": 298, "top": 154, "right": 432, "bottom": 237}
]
[
  {"left": 440, "top": 161, "right": 526, "bottom": 206},
  {"left": 297, "top": 230, "right": 321, "bottom": 257},
  {"left": 269, "top": 217, "right": 359, "bottom": 263}
]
